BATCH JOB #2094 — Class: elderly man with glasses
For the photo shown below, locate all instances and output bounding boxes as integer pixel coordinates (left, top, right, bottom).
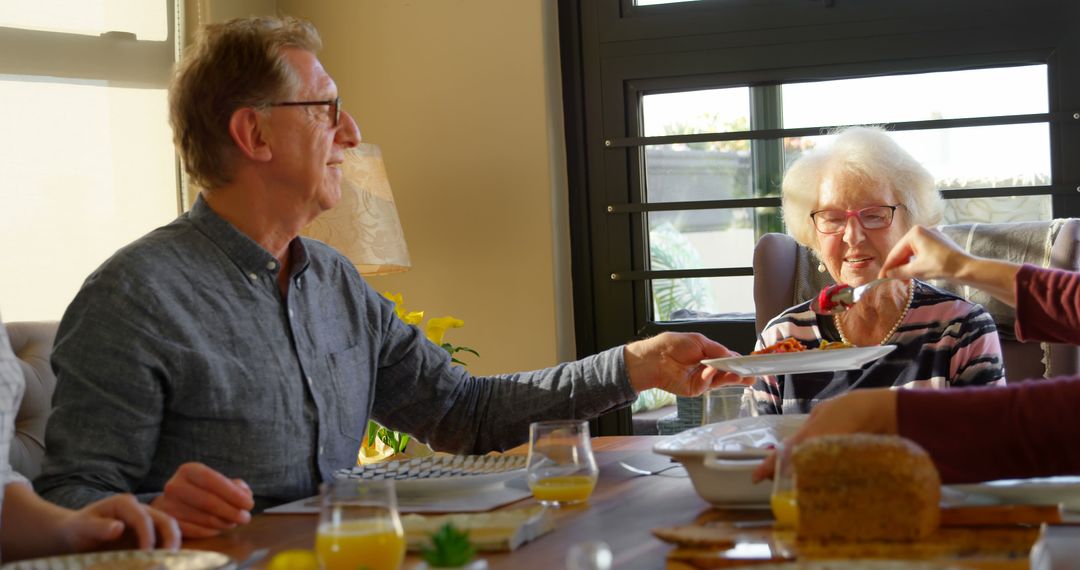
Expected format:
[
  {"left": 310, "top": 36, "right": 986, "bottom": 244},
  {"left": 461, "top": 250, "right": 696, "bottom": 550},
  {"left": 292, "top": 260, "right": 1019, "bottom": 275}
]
[
  {"left": 747, "top": 126, "right": 1005, "bottom": 416},
  {"left": 33, "top": 16, "right": 744, "bottom": 538}
]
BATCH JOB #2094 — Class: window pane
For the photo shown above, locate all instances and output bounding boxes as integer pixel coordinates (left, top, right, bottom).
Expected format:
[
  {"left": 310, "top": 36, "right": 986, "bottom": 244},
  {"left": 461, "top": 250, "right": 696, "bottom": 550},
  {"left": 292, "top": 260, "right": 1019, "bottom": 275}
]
[
  {"left": 644, "top": 145, "right": 754, "bottom": 202},
  {"left": 642, "top": 87, "right": 750, "bottom": 137},
  {"left": 0, "top": 77, "right": 178, "bottom": 320},
  {"left": 652, "top": 276, "right": 755, "bottom": 320},
  {"left": 0, "top": 0, "right": 167, "bottom": 40},
  {"left": 943, "top": 196, "right": 1052, "bottom": 224},
  {"left": 782, "top": 65, "right": 1047, "bottom": 128},
  {"left": 784, "top": 124, "right": 1051, "bottom": 223},
  {"left": 649, "top": 209, "right": 767, "bottom": 269},
  {"left": 648, "top": 208, "right": 778, "bottom": 317}
]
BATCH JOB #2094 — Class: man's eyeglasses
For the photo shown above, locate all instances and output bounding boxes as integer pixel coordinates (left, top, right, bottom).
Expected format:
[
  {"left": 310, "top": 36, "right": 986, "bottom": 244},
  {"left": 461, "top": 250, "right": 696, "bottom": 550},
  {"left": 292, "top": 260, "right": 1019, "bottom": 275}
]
[
  {"left": 269, "top": 96, "right": 341, "bottom": 127},
  {"left": 810, "top": 205, "right": 902, "bottom": 235}
]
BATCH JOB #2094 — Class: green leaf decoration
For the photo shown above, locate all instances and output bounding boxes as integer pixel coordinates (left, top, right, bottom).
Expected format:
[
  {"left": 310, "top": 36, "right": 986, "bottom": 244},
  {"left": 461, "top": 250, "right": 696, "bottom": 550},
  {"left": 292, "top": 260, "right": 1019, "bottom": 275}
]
[
  {"left": 366, "top": 420, "right": 379, "bottom": 447},
  {"left": 420, "top": 522, "right": 476, "bottom": 567}
]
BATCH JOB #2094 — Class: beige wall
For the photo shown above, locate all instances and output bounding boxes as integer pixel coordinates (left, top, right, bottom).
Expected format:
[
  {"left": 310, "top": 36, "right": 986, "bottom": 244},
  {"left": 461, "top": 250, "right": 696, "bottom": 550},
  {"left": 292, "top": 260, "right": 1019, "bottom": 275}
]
[
  {"left": 273, "top": 0, "right": 574, "bottom": 375},
  {"left": 185, "top": 0, "right": 278, "bottom": 32}
]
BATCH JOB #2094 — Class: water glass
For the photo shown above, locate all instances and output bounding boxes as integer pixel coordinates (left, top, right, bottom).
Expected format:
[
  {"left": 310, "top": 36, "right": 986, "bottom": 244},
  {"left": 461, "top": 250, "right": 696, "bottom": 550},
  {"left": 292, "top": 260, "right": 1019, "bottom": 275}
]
[
  {"left": 770, "top": 444, "right": 797, "bottom": 530},
  {"left": 526, "top": 420, "right": 599, "bottom": 507},
  {"left": 316, "top": 479, "right": 405, "bottom": 570},
  {"left": 702, "top": 385, "right": 751, "bottom": 425}
]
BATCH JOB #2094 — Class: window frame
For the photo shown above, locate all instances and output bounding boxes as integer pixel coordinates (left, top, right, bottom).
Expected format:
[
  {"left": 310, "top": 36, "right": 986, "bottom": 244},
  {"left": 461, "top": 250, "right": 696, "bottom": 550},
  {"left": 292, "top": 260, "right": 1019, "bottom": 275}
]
[
  {"left": 0, "top": 1, "right": 178, "bottom": 88},
  {"left": 559, "top": 0, "right": 1080, "bottom": 434}
]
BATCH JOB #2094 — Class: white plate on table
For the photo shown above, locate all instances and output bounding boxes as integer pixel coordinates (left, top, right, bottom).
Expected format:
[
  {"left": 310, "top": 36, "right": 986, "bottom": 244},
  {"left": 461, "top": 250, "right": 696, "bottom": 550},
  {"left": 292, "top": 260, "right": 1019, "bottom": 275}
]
[
  {"left": 0, "top": 549, "right": 233, "bottom": 570},
  {"left": 335, "top": 454, "right": 528, "bottom": 496},
  {"left": 702, "top": 345, "right": 896, "bottom": 376},
  {"left": 653, "top": 415, "right": 807, "bottom": 506},
  {"left": 948, "top": 476, "right": 1080, "bottom": 510}
]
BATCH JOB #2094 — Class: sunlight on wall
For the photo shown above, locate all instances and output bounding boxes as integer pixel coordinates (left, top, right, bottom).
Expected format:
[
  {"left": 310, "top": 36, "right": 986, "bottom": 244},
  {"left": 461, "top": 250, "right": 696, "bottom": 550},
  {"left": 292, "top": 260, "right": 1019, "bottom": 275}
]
[{"left": 0, "top": 79, "right": 177, "bottom": 321}]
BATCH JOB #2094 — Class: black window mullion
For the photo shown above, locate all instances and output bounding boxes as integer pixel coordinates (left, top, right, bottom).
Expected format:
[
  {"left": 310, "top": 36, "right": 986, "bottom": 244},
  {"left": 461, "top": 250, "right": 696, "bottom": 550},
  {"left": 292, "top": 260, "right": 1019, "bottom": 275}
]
[
  {"left": 1050, "top": 10, "right": 1080, "bottom": 219},
  {"left": 607, "top": 112, "right": 1069, "bottom": 148},
  {"left": 751, "top": 85, "right": 786, "bottom": 236},
  {"left": 625, "top": 82, "right": 653, "bottom": 336}
]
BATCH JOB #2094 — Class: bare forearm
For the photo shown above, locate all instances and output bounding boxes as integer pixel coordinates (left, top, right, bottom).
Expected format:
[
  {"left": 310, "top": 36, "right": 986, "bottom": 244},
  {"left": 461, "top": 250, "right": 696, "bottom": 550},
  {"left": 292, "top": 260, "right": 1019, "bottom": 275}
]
[
  {"left": 951, "top": 256, "right": 1021, "bottom": 308},
  {"left": 1, "top": 483, "right": 74, "bottom": 560}
]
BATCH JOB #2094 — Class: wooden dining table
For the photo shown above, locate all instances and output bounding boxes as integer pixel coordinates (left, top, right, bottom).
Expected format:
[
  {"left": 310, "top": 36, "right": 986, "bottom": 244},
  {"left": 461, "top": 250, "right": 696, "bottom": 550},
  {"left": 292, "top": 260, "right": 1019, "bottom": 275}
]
[{"left": 184, "top": 436, "right": 1039, "bottom": 569}]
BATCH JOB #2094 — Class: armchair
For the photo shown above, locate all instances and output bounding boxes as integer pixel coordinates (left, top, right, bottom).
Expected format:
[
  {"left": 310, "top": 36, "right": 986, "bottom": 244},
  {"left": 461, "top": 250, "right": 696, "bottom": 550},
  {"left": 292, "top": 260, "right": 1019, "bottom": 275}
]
[{"left": 7, "top": 320, "right": 59, "bottom": 479}]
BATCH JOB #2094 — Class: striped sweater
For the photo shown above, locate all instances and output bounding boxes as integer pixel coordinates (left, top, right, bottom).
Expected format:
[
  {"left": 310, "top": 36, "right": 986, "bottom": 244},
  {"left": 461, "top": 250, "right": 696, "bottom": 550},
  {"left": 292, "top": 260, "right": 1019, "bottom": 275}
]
[{"left": 751, "top": 280, "right": 1005, "bottom": 414}]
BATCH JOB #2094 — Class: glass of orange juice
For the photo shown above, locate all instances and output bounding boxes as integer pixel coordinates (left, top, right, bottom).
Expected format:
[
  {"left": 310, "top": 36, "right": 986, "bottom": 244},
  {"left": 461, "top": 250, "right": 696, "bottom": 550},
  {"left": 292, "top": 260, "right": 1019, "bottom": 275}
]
[
  {"left": 770, "top": 444, "right": 797, "bottom": 530},
  {"left": 526, "top": 420, "right": 599, "bottom": 507},
  {"left": 316, "top": 479, "right": 405, "bottom": 570}
]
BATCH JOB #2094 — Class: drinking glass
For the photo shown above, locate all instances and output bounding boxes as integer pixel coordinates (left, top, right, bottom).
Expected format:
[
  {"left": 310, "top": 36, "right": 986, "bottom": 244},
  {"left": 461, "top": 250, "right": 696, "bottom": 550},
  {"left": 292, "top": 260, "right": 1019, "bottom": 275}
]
[
  {"left": 701, "top": 385, "right": 751, "bottom": 425},
  {"left": 526, "top": 420, "right": 599, "bottom": 507},
  {"left": 316, "top": 479, "right": 405, "bottom": 570},
  {"left": 770, "top": 444, "right": 798, "bottom": 530}
]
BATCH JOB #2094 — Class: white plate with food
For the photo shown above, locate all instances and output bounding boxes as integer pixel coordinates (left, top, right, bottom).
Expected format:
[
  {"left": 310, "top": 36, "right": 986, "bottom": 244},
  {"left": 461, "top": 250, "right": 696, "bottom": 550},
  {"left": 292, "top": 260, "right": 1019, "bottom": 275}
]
[
  {"left": 948, "top": 476, "right": 1080, "bottom": 510},
  {"left": 702, "top": 345, "right": 896, "bottom": 376},
  {"left": 0, "top": 549, "right": 233, "bottom": 570},
  {"left": 653, "top": 415, "right": 807, "bottom": 506},
  {"left": 335, "top": 454, "right": 528, "bottom": 496}
]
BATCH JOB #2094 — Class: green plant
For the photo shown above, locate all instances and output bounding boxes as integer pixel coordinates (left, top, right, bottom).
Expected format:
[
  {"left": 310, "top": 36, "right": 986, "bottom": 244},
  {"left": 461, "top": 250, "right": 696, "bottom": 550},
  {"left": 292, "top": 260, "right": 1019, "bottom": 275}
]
[
  {"left": 359, "top": 293, "right": 479, "bottom": 463},
  {"left": 420, "top": 523, "right": 476, "bottom": 568},
  {"left": 649, "top": 222, "right": 714, "bottom": 321},
  {"left": 366, "top": 419, "right": 410, "bottom": 454}
]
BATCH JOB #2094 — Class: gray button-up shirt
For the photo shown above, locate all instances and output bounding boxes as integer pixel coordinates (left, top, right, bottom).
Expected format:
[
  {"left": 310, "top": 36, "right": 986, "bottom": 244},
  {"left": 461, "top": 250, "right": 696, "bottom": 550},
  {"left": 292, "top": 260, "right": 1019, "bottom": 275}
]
[{"left": 35, "top": 197, "right": 635, "bottom": 511}]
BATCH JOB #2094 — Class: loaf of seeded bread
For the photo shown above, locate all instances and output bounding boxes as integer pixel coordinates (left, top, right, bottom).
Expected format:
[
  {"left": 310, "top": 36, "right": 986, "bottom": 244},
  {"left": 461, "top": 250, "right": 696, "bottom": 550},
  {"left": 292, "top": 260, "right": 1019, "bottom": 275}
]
[{"left": 793, "top": 434, "right": 941, "bottom": 542}]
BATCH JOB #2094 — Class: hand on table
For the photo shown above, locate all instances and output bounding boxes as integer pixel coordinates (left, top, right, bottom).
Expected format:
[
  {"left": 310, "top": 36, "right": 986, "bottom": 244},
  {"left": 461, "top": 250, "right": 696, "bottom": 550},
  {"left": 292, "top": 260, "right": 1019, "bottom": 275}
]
[
  {"left": 61, "top": 493, "right": 181, "bottom": 552},
  {"left": 751, "top": 388, "right": 899, "bottom": 483},
  {"left": 151, "top": 462, "right": 255, "bottom": 538},
  {"left": 625, "top": 332, "right": 751, "bottom": 396}
]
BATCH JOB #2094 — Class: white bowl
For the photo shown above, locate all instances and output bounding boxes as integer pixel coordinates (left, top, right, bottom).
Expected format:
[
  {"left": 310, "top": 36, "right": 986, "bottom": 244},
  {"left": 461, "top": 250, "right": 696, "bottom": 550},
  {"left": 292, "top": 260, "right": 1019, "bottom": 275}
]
[{"left": 653, "top": 415, "right": 807, "bottom": 507}]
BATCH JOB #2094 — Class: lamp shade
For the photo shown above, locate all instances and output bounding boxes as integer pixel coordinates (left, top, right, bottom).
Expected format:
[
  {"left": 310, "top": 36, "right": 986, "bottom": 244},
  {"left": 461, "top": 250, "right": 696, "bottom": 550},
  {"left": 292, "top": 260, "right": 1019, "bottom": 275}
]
[{"left": 303, "top": 143, "right": 411, "bottom": 275}]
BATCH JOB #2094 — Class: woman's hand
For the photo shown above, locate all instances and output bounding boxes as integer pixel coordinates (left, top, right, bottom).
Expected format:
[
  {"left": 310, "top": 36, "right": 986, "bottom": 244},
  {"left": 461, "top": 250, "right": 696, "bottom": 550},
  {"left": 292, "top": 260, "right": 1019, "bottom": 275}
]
[
  {"left": 879, "top": 225, "right": 969, "bottom": 281},
  {"left": 61, "top": 494, "right": 181, "bottom": 552},
  {"left": 751, "top": 389, "right": 899, "bottom": 482},
  {"left": 879, "top": 225, "right": 1021, "bottom": 307}
]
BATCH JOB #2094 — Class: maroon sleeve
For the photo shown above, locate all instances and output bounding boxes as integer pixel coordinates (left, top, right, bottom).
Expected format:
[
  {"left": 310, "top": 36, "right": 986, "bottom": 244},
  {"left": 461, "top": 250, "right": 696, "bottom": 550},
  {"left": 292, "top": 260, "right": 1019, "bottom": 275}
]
[
  {"left": 897, "top": 378, "right": 1080, "bottom": 484},
  {"left": 1014, "top": 264, "right": 1080, "bottom": 344}
]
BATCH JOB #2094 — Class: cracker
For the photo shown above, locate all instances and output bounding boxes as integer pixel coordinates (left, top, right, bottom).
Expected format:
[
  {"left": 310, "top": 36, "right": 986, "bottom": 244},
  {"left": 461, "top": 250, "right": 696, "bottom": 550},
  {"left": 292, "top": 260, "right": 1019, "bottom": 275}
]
[{"left": 652, "top": 524, "right": 736, "bottom": 547}]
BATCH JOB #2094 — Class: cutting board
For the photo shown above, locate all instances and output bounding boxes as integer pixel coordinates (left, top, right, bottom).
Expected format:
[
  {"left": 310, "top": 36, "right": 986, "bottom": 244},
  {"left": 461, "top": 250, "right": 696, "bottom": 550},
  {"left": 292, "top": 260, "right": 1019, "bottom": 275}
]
[{"left": 661, "top": 506, "right": 1053, "bottom": 569}]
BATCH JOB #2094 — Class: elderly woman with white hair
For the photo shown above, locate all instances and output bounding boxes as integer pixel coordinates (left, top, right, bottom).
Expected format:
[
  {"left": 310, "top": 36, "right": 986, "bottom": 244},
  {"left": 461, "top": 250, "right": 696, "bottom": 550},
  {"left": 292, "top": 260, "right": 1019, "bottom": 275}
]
[{"left": 750, "top": 126, "right": 1005, "bottom": 415}]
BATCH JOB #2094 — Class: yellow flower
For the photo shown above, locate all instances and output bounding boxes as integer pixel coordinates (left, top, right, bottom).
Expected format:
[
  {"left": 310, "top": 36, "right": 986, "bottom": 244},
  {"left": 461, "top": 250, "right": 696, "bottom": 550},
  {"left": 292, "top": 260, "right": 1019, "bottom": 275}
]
[
  {"left": 381, "top": 291, "right": 425, "bottom": 324},
  {"left": 425, "top": 316, "right": 464, "bottom": 345},
  {"left": 382, "top": 291, "right": 404, "bottom": 309}
]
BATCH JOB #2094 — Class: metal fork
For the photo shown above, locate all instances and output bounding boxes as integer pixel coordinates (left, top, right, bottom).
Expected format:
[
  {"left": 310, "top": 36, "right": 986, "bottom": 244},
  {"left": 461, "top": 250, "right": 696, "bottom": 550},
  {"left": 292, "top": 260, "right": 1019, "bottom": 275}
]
[
  {"left": 810, "top": 277, "right": 897, "bottom": 315},
  {"left": 617, "top": 461, "right": 685, "bottom": 476}
]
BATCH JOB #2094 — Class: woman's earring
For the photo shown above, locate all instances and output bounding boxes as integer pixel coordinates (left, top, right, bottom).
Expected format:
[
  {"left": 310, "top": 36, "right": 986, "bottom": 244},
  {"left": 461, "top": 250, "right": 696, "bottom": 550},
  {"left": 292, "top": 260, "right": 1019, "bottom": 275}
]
[{"left": 817, "top": 262, "right": 826, "bottom": 273}]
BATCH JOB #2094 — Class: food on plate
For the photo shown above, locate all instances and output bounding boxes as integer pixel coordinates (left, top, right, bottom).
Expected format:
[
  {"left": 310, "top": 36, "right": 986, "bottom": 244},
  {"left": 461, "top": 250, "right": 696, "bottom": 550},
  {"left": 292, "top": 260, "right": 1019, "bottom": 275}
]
[
  {"left": 752, "top": 337, "right": 806, "bottom": 355},
  {"left": 817, "top": 283, "right": 852, "bottom": 313},
  {"left": 87, "top": 562, "right": 167, "bottom": 570},
  {"left": 793, "top": 434, "right": 940, "bottom": 542},
  {"left": 818, "top": 340, "right": 854, "bottom": 350},
  {"left": 651, "top": 524, "right": 736, "bottom": 548}
]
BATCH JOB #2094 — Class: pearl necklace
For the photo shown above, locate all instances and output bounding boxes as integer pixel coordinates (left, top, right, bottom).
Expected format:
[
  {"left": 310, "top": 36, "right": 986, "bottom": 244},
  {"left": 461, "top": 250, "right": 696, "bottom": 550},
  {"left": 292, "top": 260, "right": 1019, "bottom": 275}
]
[{"left": 835, "top": 280, "right": 915, "bottom": 346}]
